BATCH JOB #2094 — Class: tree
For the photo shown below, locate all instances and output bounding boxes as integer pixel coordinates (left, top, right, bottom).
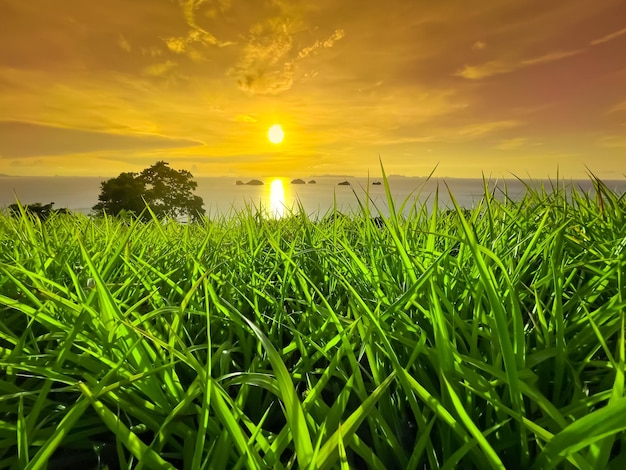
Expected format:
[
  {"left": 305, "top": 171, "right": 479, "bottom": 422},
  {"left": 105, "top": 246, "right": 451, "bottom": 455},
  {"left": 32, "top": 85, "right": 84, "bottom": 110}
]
[
  {"left": 93, "top": 172, "right": 146, "bottom": 217},
  {"left": 9, "top": 202, "right": 69, "bottom": 220},
  {"left": 93, "top": 161, "right": 205, "bottom": 221}
]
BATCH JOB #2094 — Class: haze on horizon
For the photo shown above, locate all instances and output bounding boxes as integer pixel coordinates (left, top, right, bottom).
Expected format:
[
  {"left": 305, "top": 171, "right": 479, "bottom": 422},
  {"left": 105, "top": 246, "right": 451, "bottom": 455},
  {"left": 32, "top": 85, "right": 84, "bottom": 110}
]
[{"left": 0, "top": 0, "right": 625, "bottom": 179}]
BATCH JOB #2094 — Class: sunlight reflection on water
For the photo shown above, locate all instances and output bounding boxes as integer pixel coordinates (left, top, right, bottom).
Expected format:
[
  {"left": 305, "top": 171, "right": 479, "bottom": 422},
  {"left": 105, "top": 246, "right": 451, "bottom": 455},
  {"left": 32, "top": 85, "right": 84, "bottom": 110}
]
[{"left": 269, "top": 179, "right": 286, "bottom": 218}]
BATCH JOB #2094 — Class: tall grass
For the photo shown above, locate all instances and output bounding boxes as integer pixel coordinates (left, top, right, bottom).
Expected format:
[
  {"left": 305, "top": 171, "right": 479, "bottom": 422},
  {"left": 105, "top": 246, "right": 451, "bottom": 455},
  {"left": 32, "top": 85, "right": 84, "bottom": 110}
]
[{"left": 0, "top": 176, "right": 625, "bottom": 469}]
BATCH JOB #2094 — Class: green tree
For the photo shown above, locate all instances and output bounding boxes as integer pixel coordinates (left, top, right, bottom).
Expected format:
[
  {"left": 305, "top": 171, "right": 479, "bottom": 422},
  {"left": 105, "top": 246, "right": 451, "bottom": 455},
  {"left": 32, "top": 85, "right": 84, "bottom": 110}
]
[
  {"left": 93, "top": 172, "right": 146, "bottom": 217},
  {"left": 93, "top": 161, "right": 205, "bottom": 221}
]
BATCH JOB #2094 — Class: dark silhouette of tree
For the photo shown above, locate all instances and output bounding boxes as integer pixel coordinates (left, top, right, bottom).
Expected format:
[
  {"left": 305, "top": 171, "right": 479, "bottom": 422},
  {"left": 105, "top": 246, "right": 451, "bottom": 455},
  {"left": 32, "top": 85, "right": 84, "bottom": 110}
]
[
  {"left": 93, "top": 172, "right": 146, "bottom": 217},
  {"left": 93, "top": 161, "right": 205, "bottom": 221},
  {"left": 8, "top": 202, "right": 68, "bottom": 220}
]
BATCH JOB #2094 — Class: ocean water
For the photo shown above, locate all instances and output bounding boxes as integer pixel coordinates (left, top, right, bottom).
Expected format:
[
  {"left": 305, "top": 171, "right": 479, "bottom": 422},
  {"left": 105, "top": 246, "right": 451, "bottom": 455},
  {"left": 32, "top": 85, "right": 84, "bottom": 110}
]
[{"left": 1, "top": 176, "right": 625, "bottom": 218}]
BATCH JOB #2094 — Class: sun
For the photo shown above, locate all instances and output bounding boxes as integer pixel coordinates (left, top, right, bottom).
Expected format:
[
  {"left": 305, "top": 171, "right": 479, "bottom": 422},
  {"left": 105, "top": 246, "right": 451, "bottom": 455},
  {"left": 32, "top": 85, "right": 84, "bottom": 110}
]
[{"left": 268, "top": 124, "right": 284, "bottom": 144}]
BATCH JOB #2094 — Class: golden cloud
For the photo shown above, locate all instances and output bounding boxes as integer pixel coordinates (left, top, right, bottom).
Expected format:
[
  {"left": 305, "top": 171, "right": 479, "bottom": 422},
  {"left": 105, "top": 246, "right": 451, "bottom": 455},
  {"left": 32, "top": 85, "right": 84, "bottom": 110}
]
[
  {"left": 143, "top": 61, "right": 177, "bottom": 77},
  {"left": 589, "top": 27, "right": 626, "bottom": 46},
  {"left": 456, "top": 120, "right": 522, "bottom": 138},
  {"left": 472, "top": 41, "right": 486, "bottom": 51},
  {"left": 118, "top": 35, "right": 132, "bottom": 53},
  {"left": 456, "top": 49, "right": 582, "bottom": 79},
  {"left": 597, "top": 135, "right": 626, "bottom": 148},
  {"left": 608, "top": 100, "right": 626, "bottom": 113},
  {"left": 494, "top": 137, "right": 528, "bottom": 150},
  {"left": 233, "top": 114, "right": 258, "bottom": 123}
]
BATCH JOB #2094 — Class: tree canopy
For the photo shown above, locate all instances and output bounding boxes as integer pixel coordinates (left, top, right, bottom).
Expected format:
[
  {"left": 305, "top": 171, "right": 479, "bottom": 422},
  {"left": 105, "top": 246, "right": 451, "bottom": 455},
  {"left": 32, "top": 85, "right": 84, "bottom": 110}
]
[
  {"left": 8, "top": 202, "right": 69, "bottom": 220},
  {"left": 93, "top": 161, "right": 205, "bottom": 221}
]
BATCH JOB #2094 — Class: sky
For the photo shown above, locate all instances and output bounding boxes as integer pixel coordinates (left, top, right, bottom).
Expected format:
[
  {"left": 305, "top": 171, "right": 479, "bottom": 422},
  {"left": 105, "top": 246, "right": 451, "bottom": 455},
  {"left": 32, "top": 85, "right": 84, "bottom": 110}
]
[{"left": 0, "top": 0, "right": 625, "bottom": 178}]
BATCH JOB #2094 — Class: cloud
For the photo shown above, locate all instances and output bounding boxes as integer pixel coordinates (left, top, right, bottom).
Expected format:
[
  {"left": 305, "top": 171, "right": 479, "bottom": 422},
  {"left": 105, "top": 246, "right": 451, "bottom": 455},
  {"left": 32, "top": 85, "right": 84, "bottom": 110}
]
[
  {"left": 458, "top": 23, "right": 626, "bottom": 82},
  {"left": 589, "top": 27, "right": 626, "bottom": 46},
  {"left": 165, "top": 30, "right": 235, "bottom": 55},
  {"left": 232, "top": 114, "right": 258, "bottom": 123},
  {"left": 456, "top": 49, "right": 583, "bottom": 79},
  {"left": 472, "top": 41, "right": 486, "bottom": 51},
  {"left": 323, "top": 29, "right": 345, "bottom": 48},
  {"left": 298, "top": 29, "right": 345, "bottom": 59},
  {"left": 494, "top": 137, "right": 528, "bottom": 150},
  {"left": 166, "top": 37, "right": 187, "bottom": 54},
  {"left": 166, "top": 0, "right": 235, "bottom": 54},
  {"left": 202, "top": 0, "right": 232, "bottom": 18},
  {"left": 520, "top": 49, "right": 583, "bottom": 66},
  {"left": 179, "top": 0, "right": 223, "bottom": 45},
  {"left": 455, "top": 61, "right": 516, "bottom": 79},
  {"left": 143, "top": 61, "right": 178, "bottom": 77},
  {"left": 236, "top": 62, "right": 294, "bottom": 95},
  {"left": 232, "top": 19, "right": 295, "bottom": 94},
  {"left": 610, "top": 100, "right": 626, "bottom": 112},
  {"left": 141, "top": 47, "right": 164, "bottom": 58},
  {"left": 118, "top": 35, "right": 132, "bottom": 53},
  {"left": 232, "top": 19, "right": 345, "bottom": 95},
  {"left": 0, "top": 121, "right": 205, "bottom": 158},
  {"left": 597, "top": 135, "right": 626, "bottom": 148},
  {"left": 456, "top": 120, "right": 522, "bottom": 138},
  {"left": 9, "top": 158, "right": 46, "bottom": 168}
]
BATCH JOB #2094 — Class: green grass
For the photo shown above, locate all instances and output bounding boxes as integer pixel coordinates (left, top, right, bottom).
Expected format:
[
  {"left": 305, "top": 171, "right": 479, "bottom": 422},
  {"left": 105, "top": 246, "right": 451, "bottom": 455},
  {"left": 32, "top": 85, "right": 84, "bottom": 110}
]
[{"left": 1, "top": 176, "right": 625, "bottom": 469}]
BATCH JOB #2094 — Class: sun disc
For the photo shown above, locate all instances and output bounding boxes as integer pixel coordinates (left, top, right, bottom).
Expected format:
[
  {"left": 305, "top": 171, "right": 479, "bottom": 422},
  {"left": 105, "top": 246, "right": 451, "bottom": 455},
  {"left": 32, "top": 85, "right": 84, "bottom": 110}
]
[{"left": 268, "top": 124, "right": 284, "bottom": 144}]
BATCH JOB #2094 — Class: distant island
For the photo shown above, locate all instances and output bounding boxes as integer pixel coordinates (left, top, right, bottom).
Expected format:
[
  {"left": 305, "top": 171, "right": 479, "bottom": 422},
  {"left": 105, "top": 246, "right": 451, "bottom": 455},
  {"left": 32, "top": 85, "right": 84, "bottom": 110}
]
[
  {"left": 308, "top": 180, "right": 316, "bottom": 184},
  {"left": 235, "top": 179, "right": 264, "bottom": 185},
  {"left": 291, "top": 179, "right": 306, "bottom": 184},
  {"left": 372, "top": 181, "right": 382, "bottom": 185},
  {"left": 338, "top": 181, "right": 350, "bottom": 186}
]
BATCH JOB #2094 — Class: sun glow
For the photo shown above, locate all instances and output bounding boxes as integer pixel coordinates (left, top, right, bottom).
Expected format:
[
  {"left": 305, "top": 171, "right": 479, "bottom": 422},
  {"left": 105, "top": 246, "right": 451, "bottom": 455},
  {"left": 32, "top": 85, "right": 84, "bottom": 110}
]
[
  {"left": 268, "top": 124, "right": 284, "bottom": 144},
  {"left": 269, "top": 179, "right": 286, "bottom": 218}
]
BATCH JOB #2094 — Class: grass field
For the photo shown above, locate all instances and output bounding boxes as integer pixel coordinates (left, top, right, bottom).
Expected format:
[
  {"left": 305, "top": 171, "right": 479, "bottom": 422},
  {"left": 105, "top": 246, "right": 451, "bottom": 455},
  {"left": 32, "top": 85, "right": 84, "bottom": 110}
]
[{"left": 1, "top": 177, "right": 625, "bottom": 469}]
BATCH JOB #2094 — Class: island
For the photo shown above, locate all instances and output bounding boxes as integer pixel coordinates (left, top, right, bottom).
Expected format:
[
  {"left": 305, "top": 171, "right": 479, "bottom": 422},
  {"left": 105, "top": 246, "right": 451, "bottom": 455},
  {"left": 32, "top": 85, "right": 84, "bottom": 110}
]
[
  {"left": 235, "top": 180, "right": 244, "bottom": 185},
  {"left": 291, "top": 179, "right": 306, "bottom": 184},
  {"left": 372, "top": 181, "right": 382, "bottom": 185},
  {"left": 308, "top": 180, "right": 316, "bottom": 184},
  {"left": 245, "top": 179, "right": 264, "bottom": 185},
  {"left": 338, "top": 181, "right": 350, "bottom": 186}
]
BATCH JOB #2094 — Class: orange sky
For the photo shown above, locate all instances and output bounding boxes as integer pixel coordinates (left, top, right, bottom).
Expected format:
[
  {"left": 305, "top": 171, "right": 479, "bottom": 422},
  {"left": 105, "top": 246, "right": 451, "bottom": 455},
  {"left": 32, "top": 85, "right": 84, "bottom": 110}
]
[{"left": 0, "top": 0, "right": 625, "bottom": 178}]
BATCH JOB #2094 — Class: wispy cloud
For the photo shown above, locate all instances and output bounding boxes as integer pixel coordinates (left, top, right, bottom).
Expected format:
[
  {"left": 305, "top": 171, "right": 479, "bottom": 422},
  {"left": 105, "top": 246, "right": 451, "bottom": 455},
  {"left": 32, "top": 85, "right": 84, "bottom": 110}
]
[
  {"left": 232, "top": 114, "right": 258, "bottom": 123},
  {"left": 609, "top": 100, "right": 626, "bottom": 113},
  {"left": 0, "top": 121, "right": 204, "bottom": 158},
  {"left": 118, "top": 35, "right": 132, "bottom": 53},
  {"left": 521, "top": 49, "right": 583, "bottom": 66},
  {"left": 456, "top": 120, "right": 523, "bottom": 138},
  {"left": 456, "top": 49, "right": 583, "bottom": 79},
  {"left": 589, "top": 27, "right": 626, "bottom": 46},
  {"left": 143, "top": 61, "right": 178, "bottom": 77},
  {"left": 472, "top": 41, "right": 486, "bottom": 51},
  {"left": 597, "top": 134, "right": 626, "bottom": 148},
  {"left": 165, "top": 29, "right": 235, "bottom": 55},
  {"left": 494, "top": 137, "right": 529, "bottom": 150},
  {"left": 298, "top": 29, "right": 345, "bottom": 59},
  {"left": 455, "top": 61, "right": 516, "bottom": 80},
  {"left": 458, "top": 23, "right": 625, "bottom": 81},
  {"left": 165, "top": 0, "right": 235, "bottom": 57}
]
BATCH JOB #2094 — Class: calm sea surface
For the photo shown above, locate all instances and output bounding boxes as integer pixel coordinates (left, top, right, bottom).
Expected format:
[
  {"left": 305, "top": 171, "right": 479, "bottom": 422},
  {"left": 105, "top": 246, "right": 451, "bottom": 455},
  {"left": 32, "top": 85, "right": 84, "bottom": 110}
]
[{"left": 1, "top": 176, "right": 625, "bottom": 218}]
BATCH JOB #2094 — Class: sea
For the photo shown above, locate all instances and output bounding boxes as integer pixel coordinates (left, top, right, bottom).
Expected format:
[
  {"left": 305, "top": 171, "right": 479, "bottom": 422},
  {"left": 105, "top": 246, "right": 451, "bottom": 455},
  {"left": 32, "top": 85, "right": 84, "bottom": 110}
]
[{"left": 1, "top": 176, "right": 625, "bottom": 219}]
